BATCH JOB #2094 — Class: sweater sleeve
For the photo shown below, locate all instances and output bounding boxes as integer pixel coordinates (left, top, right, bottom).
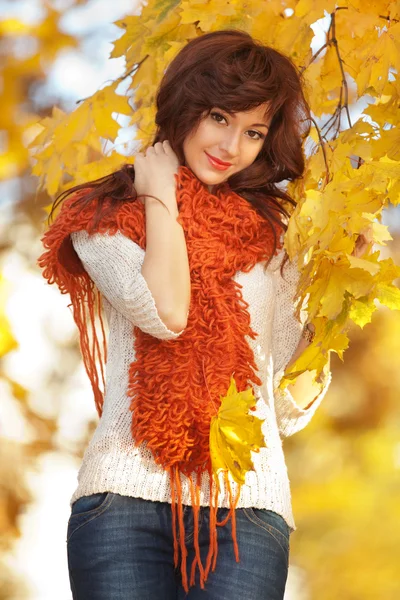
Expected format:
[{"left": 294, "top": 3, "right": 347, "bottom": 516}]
[
  {"left": 70, "top": 229, "right": 186, "bottom": 341},
  {"left": 270, "top": 250, "right": 332, "bottom": 438}
]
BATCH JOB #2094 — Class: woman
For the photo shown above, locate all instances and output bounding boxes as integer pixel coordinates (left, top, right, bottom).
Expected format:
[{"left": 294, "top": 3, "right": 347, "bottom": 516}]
[{"left": 39, "top": 29, "right": 333, "bottom": 600}]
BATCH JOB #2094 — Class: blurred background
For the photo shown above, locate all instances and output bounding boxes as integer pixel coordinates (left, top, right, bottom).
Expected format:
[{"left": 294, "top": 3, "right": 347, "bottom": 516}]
[{"left": 1, "top": 0, "right": 399, "bottom": 598}]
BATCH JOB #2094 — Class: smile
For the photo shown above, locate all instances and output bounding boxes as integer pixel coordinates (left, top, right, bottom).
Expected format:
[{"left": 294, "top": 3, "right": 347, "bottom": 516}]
[{"left": 205, "top": 151, "right": 232, "bottom": 171}]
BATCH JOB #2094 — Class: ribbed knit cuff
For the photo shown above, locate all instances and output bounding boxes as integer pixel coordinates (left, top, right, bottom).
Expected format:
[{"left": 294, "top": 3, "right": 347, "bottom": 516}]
[{"left": 273, "top": 369, "right": 332, "bottom": 437}]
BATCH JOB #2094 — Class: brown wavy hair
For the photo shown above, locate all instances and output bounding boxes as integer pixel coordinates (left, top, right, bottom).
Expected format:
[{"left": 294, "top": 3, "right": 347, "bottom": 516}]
[{"left": 48, "top": 29, "right": 312, "bottom": 273}]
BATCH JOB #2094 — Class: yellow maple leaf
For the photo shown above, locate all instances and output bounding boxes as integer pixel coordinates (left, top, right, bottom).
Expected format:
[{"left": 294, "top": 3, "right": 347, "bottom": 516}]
[
  {"left": 91, "top": 83, "right": 132, "bottom": 141},
  {"left": 111, "top": 15, "right": 146, "bottom": 59},
  {"left": 180, "top": 0, "right": 236, "bottom": 31},
  {"left": 54, "top": 102, "right": 92, "bottom": 153},
  {"left": 319, "top": 260, "right": 374, "bottom": 320},
  {"left": 62, "top": 152, "right": 132, "bottom": 191},
  {"left": 209, "top": 375, "right": 266, "bottom": 491},
  {"left": 376, "top": 283, "right": 400, "bottom": 311},
  {"left": 346, "top": 255, "right": 380, "bottom": 276},
  {"left": 349, "top": 297, "right": 377, "bottom": 328}
]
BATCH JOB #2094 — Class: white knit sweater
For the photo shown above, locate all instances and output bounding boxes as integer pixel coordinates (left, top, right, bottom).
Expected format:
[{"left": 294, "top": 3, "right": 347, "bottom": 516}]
[{"left": 69, "top": 229, "right": 332, "bottom": 532}]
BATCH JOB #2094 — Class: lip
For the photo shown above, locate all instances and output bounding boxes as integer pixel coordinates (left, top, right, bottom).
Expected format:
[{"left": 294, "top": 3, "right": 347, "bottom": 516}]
[{"left": 205, "top": 151, "right": 232, "bottom": 170}]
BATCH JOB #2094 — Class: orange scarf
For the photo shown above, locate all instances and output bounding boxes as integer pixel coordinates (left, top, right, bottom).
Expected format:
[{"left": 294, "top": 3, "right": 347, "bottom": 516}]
[{"left": 38, "top": 165, "right": 282, "bottom": 591}]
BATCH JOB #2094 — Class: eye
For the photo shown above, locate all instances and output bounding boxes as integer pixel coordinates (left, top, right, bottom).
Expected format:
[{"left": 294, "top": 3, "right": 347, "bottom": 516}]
[
  {"left": 247, "top": 130, "right": 265, "bottom": 141},
  {"left": 210, "top": 111, "right": 227, "bottom": 124},
  {"left": 210, "top": 111, "right": 266, "bottom": 141}
]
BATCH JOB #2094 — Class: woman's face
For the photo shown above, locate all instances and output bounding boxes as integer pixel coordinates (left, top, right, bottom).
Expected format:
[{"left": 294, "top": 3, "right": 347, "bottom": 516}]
[{"left": 182, "top": 103, "right": 272, "bottom": 191}]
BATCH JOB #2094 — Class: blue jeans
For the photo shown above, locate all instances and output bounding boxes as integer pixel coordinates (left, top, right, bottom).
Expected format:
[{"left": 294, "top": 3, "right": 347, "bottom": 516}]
[{"left": 67, "top": 492, "right": 290, "bottom": 599}]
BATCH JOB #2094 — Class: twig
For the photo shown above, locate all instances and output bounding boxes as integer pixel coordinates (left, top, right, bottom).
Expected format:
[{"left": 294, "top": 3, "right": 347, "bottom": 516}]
[
  {"left": 329, "top": 9, "right": 352, "bottom": 129},
  {"left": 310, "top": 116, "right": 330, "bottom": 186},
  {"left": 299, "top": 43, "right": 328, "bottom": 74},
  {"left": 75, "top": 55, "right": 150, "bottom": 105},
  {"left": 379, "top": 14, "right": 399, "bottom": 23}
]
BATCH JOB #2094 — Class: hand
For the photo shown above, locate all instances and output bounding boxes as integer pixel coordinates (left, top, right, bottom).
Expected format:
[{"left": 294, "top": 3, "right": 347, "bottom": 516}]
[
  {"left": 352, "top": 224, "right": 374, "bottom": 258},
  {"left": 134, "top": 140, "right": 180, "bottom": 203}
]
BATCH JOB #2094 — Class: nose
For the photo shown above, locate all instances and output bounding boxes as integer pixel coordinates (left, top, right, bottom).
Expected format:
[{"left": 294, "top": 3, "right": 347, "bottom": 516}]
[{"left": 219, "top": 130, "right": 240, "bottom": 160}]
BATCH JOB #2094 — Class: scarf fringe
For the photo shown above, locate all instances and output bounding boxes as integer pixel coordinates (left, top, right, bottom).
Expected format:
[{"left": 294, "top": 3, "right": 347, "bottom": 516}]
[
  {"left": 189, "top": 471, "right": 205, "bottom": 588},
  {"left": 170, "top": 467, "right": 241, "bottom": 593},
  {"left": 67, "top": 278, "right": 107, "bottom": 417}
]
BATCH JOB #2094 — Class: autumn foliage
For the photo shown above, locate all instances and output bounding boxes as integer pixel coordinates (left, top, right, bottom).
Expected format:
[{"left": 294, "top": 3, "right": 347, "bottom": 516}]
[{"left": 27, "top": 0, "right": 400, "bottom": 391}]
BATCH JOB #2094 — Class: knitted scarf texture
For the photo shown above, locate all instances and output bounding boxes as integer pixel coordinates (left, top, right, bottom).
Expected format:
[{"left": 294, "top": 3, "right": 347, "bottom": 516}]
[{"left": 38, "top": 165, "right": 283, "bottom": 591}]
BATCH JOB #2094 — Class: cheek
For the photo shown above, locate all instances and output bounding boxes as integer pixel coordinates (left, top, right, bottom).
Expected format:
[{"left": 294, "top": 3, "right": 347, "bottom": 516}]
[
  {"left": 232, "top": 144, "right": 263, "bottom": 172},
  {"left": 190, "top": 121, "right": 217, "bottom": 149},
  {"left": 251, "top": 140, "right": 265, "bottom": 161}
]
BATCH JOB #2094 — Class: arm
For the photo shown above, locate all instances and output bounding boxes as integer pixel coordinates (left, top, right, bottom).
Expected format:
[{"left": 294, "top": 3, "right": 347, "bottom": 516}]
[
  {"left": 270, "top": 250, "right": 332, "bottom": 438},
  {"left": 141, "top": 190, "right": 191, "bottom": 332},
  {"left": 70, "top": 229, "right": 186, "bottom": 341},
  {"left": 134, "top": 140, "right": 191, "bottom": 330}
]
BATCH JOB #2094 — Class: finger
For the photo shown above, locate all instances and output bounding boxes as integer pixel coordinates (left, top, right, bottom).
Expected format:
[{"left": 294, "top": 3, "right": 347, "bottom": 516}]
[
  {"left": 360, "top": 234, "right": 371, "bottom": 249},
  {"left": 354, "top": 237, "right": 369, "bottom": 257},
  {"left": 153, "top": 141, "right": 165, "bottom": 155},
  {"left": 162, "top": 140, "right": 174, "bottom": 155},
  {"left": 352, "top": 237, "right": 363, "bottom": 257},
  {"left": 360, "top": 224, "right": 374, "bottom": 243},
  {"left": 365, "top": 228, "right": 374, "bottom": 244}
]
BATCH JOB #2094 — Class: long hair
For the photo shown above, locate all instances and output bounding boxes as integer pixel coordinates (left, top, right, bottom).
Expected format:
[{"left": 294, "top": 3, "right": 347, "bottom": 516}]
[{"left": 48, "top": 29, "right": 312, "bottom": 273}]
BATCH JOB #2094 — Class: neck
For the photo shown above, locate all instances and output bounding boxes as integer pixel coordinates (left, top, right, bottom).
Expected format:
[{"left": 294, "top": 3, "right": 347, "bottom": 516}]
[{"left": 181, "top": 164, "right": 218, "bottom": 195}]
